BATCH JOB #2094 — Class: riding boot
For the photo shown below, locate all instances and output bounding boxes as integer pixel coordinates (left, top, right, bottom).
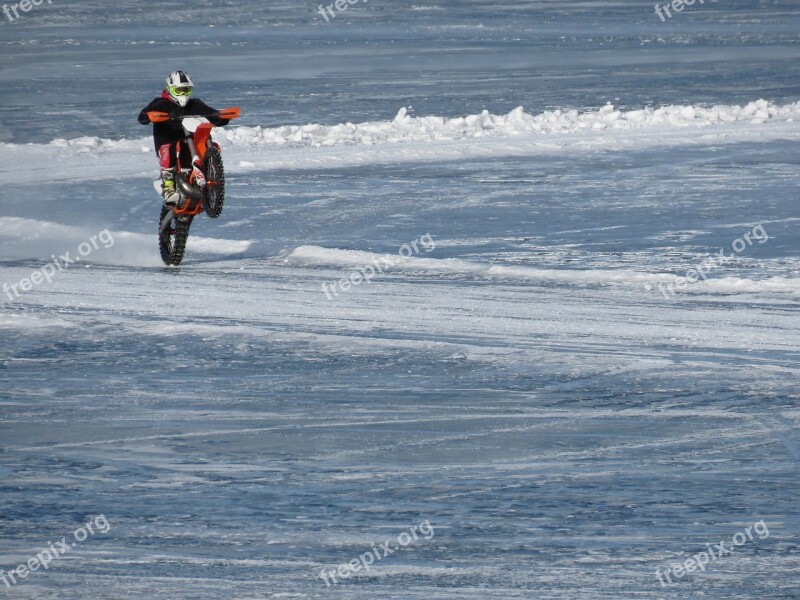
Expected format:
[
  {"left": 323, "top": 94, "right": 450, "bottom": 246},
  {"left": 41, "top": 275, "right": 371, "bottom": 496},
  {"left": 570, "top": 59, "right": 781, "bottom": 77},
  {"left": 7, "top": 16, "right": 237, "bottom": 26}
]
[{"left": 161, "top": 169, "right": 180, "bottom": 206}]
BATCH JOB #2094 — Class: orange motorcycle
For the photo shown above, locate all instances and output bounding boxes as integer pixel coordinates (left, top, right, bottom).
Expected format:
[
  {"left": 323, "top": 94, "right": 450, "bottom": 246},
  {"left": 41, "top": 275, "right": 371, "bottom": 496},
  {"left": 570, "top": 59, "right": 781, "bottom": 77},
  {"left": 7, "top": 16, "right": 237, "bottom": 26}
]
[{"left": 147, "top": 107, "right": 240, "bottom": 266}]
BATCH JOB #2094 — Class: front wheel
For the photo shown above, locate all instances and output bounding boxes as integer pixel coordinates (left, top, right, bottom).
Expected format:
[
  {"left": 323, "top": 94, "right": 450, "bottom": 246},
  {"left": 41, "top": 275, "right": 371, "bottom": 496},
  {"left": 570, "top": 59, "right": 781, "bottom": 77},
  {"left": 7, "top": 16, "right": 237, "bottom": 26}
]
[
  {"left": 202, "top": 146, "right": 225, "bottom": 219},
  {"left": 159, "top": 206, "right": 193, "bottom": 266}
]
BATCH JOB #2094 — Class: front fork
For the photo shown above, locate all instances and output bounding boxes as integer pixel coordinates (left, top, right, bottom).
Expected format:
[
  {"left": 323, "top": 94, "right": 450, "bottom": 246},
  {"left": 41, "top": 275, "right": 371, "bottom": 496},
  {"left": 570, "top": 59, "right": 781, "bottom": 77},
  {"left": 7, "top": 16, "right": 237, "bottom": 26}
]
[{"left": 186, "top": 137, "right": 206, "bottom": 189}]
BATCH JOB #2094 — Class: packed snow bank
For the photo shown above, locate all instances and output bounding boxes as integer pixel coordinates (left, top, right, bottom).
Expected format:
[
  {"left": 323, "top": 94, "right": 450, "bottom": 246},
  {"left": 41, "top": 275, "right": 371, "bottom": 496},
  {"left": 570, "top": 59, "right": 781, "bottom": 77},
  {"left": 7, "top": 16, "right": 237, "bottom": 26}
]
[
  {"left": 1, "top": 100, "right": 799, "bottom": 184},
  {"left": 0, "top": 218, "right": 251, "bottom": 265},
  {"left": 289, "top": 245, "right": 800, "bottom": 296}
]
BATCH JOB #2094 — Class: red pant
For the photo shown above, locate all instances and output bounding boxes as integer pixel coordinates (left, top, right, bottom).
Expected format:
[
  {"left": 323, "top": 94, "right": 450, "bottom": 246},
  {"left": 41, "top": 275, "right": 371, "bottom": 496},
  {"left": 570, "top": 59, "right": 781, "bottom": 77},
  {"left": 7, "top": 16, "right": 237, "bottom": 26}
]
[{"left": 157, "top": 143, "right": 191, "bottom": 170}]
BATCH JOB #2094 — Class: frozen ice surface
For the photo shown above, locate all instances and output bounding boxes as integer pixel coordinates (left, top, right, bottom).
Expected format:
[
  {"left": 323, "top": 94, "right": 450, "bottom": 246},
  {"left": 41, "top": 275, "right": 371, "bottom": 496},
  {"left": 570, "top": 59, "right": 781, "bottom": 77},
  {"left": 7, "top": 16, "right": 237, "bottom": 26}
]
[{"left": 1, "top": 1, "right": 799, "bottom": 598}]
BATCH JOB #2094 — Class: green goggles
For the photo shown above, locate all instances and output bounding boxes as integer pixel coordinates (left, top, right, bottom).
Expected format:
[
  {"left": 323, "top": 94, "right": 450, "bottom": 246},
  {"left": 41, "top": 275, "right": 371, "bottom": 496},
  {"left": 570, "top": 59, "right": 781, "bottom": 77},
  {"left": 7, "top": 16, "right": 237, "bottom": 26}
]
[{"left": 170, "top": 86, "right": 193, "bottom": 96}]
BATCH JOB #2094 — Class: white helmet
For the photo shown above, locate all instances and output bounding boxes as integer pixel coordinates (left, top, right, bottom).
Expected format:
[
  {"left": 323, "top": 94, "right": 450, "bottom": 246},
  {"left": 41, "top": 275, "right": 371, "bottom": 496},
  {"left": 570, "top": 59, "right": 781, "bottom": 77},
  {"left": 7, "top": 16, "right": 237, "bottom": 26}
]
[{"left": 165, "top": 70, "right": 194, "bottom": 107}]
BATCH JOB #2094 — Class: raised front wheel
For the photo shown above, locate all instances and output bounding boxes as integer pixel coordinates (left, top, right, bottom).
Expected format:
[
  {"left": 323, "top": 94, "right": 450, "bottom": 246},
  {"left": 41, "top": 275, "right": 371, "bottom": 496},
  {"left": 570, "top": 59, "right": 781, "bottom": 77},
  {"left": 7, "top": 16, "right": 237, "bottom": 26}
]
[{"left": 202, "top": 146, "right": 225, "bottom": 219}]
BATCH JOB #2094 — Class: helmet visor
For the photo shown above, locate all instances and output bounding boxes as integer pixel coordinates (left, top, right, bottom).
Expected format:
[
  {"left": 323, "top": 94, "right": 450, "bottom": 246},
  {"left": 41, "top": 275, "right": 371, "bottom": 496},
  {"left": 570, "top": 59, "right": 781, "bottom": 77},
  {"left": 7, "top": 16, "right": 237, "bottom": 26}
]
[{"left": 170, "top": 85, "right": 193, "bottom": 97}]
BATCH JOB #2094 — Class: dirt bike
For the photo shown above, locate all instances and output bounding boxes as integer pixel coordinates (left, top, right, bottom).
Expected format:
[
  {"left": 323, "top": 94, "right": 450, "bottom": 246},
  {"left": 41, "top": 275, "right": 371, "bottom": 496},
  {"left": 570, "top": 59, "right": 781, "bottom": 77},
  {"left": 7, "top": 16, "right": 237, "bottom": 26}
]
[{"left": 147, "top": 107, "right": 241, "bottom": 266}]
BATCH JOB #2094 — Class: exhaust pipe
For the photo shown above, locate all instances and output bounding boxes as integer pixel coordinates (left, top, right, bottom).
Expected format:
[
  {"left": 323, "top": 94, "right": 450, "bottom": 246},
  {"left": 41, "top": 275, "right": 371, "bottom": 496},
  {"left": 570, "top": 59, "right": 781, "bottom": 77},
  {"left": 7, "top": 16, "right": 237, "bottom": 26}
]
[{"left": 177, "top": 177, "right": 202, "bottom": 200}]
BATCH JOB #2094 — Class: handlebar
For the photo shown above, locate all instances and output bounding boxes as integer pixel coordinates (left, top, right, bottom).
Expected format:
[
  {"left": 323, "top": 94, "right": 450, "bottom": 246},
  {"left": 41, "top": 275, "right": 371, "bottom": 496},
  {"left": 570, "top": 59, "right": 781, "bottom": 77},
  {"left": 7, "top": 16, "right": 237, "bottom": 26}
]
[{"left": 147, "top": 107, "right": 241, "bottom": 123}]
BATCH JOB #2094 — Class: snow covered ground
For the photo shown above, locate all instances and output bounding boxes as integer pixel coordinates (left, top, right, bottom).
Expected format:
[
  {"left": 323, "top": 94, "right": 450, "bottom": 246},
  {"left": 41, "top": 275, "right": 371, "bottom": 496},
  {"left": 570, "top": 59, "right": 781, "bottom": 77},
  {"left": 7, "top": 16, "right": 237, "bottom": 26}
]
[{"left": 1, "top": 1, "right": 799, "bottom": 598}]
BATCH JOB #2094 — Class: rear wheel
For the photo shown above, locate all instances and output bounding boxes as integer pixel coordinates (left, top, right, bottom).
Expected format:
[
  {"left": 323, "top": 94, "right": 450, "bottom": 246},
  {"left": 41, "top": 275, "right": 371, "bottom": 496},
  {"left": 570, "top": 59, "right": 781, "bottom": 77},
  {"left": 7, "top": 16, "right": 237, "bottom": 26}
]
[
  {"left": 202, "top": 146, "right": 225, "bottom": 218},
  {"left": 159, "top": 206, "right": 193, "bottom": 266}
]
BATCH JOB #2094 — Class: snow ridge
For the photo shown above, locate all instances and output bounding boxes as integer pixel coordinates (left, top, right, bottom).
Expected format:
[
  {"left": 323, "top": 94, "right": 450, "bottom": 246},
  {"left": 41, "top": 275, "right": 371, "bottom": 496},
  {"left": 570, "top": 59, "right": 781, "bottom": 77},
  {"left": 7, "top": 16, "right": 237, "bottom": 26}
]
[
  {"left": 4, "top": 99, "right": 797, "bottom": 152},
  {"left": 217, "top": 99, "right": 799, "bottom": 148}
]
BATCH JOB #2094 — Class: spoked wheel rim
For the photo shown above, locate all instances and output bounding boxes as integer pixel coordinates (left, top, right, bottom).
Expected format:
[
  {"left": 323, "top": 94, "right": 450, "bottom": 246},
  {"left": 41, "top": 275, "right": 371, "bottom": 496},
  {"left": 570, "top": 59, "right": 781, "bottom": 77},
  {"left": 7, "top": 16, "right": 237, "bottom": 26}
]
[{"left": 202, "top": 147, "right": 225, "bottom": 218}]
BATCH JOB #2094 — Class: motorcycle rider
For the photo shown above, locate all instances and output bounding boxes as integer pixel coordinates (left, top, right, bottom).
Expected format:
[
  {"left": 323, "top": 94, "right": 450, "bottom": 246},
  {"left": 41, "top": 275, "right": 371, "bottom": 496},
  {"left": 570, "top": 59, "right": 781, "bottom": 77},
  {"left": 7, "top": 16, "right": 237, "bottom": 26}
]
[{"left": 138, "top": 71, "right": 231, "bottom": 205}]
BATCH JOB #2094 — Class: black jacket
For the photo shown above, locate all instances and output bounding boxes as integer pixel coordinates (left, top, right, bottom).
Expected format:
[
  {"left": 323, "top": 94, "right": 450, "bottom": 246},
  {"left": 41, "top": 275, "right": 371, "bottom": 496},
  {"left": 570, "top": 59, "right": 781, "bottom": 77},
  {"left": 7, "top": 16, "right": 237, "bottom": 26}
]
[{"left": 138, "top": 93, "right": 231, "bottom": 150}]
